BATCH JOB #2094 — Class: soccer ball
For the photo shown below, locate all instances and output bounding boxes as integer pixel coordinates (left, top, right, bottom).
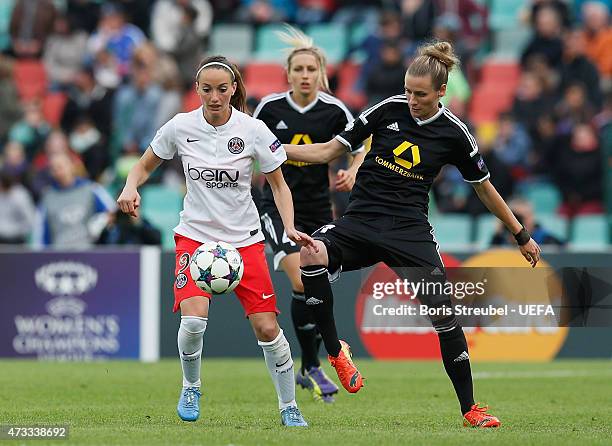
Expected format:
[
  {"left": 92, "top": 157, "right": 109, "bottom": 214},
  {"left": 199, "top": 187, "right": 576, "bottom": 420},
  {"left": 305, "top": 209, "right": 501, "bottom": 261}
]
[{"left": 190, "top": 241, "right": 244, "bottom": 294}]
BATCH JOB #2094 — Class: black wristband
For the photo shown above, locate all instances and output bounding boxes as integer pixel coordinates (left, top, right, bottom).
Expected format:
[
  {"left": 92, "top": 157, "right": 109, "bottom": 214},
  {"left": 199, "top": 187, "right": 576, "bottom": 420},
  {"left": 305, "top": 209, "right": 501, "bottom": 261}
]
[{"left": 514, "top": 227, "right": 531, "bottom": 246}]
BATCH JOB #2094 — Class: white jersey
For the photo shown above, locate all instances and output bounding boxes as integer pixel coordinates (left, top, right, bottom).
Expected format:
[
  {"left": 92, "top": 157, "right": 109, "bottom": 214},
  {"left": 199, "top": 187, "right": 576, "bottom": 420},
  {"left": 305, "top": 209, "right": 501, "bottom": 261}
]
[{"left": 150, "top": 106, "right": 287, "bottom": 247}]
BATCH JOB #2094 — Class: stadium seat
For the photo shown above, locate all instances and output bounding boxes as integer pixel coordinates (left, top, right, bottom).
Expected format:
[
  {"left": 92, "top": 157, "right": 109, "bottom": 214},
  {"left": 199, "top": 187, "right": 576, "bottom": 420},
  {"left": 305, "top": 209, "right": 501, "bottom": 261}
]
[
  {"left": 536, "top": 214, "right": 568, "bottom": 242},
  {"left": 430, "top": 213, "right": 472, "bottom": 249},
  {"left": 493, "top": 28, "right": 533, "bottom": 58},
  {"left": 141, "top": 185, "right": 184, "bottom": 250},
  {"left": 489, "top": 0, "right": 524, "bottom": 30},
  {"left": 475, "top": 214, "right": 497, "bottom": 248},
  {"left": 254, "top": 24, "right": 297, "bottom": 62},
  {"left": 525, "top": 183, "right": 561, "bottom": 214},
  {"left": 306, "top": 23, "right": 348, "bottom": 64},
  {"left": 210, "top": 24, "right": 253, "bottom": 66},
  {"left": 42, "top": 92, "right": 67, "bottom": 126},
  {"left": 13, "top": 59, "right": 47, "bottom": 99},
  {"left": 347, "top": 21, "right": 372, "bottom": 63},
  {"left": 468, "top": 84, "right": 514, "bottom": 123},
  {"left": 480, "top": 61, "right": 521, "bottom": 86},
  {"left": 335, "top": 61, "right": 367, "bottom": 111},
  {"left": 243, "top": 62, "right": 287, "bottom": 99},
  {"left": 570, "top": 215, "right": 609, "bottom": 249},
  {"left": 0, "top": 0, "right": 14, "bottom": 52}
]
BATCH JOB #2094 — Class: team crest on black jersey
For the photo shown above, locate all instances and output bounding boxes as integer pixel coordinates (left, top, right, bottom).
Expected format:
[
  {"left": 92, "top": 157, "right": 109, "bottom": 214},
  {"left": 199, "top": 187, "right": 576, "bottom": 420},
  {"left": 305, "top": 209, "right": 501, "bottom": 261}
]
[{"left": 228, "top": 137, "right": 245, "bottom": 154}]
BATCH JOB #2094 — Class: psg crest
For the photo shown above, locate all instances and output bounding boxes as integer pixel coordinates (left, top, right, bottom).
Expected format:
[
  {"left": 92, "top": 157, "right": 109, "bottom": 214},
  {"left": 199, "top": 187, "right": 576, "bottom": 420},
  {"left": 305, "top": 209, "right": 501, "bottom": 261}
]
[{"left": 228, "top": 137, "right": 245, "bottom": 154}]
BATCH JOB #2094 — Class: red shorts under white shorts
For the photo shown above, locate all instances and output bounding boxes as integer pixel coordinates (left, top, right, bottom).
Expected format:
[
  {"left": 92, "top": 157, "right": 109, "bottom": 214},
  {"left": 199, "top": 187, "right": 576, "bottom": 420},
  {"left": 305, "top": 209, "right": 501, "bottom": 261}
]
[{"left": 173, "top": 233, "right": 279, "bottom": 316}]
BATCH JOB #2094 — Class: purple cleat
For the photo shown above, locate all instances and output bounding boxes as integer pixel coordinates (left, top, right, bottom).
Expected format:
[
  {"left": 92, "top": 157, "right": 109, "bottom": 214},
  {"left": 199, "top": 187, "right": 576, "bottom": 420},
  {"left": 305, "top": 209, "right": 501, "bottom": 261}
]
[{"left": 296, "top": 366, "right": 339, "bottom": 403}]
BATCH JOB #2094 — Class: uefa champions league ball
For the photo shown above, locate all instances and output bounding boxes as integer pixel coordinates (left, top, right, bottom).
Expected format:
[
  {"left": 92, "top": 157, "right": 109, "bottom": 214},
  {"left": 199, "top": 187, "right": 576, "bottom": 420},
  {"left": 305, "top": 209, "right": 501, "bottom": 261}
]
[{"left": 190, "top": 241, "right": 244, "bottom": 294}]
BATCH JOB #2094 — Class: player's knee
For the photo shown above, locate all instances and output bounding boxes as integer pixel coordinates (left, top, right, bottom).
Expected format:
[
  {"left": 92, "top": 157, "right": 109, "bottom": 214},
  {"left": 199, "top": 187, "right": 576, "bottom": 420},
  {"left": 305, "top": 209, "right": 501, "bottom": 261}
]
[
  {"left": 299, "top": 240, "right": 328, "bottom": 266},
  {"left": 254, "top": 320, "right": 280, "bottom": 342}
]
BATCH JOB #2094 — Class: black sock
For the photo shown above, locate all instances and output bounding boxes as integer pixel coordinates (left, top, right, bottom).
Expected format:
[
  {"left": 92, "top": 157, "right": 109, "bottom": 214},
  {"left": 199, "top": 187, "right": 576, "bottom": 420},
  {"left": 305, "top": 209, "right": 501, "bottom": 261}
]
[
  {"left": 436, "top": 318, "right": 475, "bottom": 415},
  {"left": 290, "top": 291, "right": 320, "bottom": 371},
  {"left": 300, "top": 265, "right": 342, "bottom": 357}
]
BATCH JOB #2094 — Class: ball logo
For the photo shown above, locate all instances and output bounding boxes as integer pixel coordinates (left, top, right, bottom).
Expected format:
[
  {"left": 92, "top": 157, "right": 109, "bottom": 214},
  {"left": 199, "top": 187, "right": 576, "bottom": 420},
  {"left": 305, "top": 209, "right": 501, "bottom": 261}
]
[{"left": 227, "top": 137, "right": 245, "bottom": 154}]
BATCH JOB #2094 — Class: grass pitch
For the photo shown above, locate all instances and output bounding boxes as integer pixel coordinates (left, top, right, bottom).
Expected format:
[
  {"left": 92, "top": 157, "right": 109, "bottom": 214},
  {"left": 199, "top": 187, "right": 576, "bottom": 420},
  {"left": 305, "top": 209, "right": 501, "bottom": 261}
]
[{"left": 1, "top": 359, "right": 610, "bottom": 445}]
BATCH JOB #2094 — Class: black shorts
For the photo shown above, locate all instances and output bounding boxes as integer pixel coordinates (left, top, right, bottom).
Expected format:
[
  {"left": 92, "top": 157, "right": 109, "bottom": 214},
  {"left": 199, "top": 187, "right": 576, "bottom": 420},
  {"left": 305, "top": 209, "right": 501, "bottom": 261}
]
[
  {"left": 312, "top": 213, "right": 449, "bottom": 308},
  {"left": 260, "top": 209, "right": 332, "bottom": 270}
]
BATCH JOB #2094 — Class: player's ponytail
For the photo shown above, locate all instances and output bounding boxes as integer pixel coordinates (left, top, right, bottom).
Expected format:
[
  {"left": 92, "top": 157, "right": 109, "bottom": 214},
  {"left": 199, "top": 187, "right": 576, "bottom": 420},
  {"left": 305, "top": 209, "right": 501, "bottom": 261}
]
[
  {"left": 277, "top": 25, "right": 330, "bottom": 93},
  {"left": 195, "top": 55, "right": 248, "bottom": 113},
  {"left": 407, "top": 41, "right": 460, "bottom": 90}
]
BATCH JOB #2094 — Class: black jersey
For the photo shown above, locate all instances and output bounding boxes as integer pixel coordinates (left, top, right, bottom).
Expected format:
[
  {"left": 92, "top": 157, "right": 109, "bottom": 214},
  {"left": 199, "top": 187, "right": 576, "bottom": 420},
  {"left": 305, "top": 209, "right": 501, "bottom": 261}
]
[
  {"left": 254, "top": 91, "right": 361, "bottom": 216},
  {"left": 337, "top": 94, "right": 489, "bottom": 223}
]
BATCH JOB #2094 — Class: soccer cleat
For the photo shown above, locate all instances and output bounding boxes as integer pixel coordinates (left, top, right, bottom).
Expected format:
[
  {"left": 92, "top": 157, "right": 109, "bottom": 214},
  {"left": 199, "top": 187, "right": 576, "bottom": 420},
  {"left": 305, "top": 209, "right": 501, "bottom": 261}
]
[
  {"left": 280, "top": 406, "right": 308, "bottom": 427},
  {"left": 463, "top": 403, "right": 501, "bottom": 428},
  {"left": 296, "top": 366, "right": 339, "bottom": 403},
  {"left": 328, "top": 340, "right": 364, "bottom": 393},
  {"left": 177, "top": 387, "right": 201, "bottom": 422}
]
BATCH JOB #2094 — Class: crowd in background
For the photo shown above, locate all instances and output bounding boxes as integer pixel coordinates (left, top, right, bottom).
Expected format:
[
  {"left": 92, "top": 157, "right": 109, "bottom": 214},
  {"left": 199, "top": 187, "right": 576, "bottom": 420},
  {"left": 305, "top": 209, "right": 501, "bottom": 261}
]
[{"left": 0, "top": 0, "right": 610, "bottom": 248}]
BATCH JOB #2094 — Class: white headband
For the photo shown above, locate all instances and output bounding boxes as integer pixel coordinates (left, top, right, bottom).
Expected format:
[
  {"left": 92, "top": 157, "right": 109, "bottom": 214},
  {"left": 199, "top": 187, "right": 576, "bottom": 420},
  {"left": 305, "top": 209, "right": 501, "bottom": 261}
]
[{"left": 195, "top": 62, "right": 235, "bottom": 81}]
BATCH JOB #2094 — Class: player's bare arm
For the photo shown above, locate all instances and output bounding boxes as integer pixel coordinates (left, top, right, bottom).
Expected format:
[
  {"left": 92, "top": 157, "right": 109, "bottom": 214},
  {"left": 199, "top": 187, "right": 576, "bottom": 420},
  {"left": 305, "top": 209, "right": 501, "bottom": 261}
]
[
  {"left": 336, "top": 149, "right": 366, "bottom": 192},
  {"left": 117, "top": 147, "right": 163, "bottom": 217},
  {"left": 264, "top": 167, "right": 318, "bottom": 254},
  {"left": 284, "top": 138, "right": 346, "bottom": 164},
  {"left": 472, "top": 179, "right": 542, "bottom": 267}
]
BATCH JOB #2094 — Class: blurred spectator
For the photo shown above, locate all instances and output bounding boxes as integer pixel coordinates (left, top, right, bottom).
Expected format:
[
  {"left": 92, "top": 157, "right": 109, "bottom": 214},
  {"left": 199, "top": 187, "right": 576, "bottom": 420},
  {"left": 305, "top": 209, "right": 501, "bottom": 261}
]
[
  {"left": 66, "top": 0, "right": 101, "bottom": 33},
  {"left": 97, "top": 210, "right": 161, "bottom": 245},
  {"left": 532, "top": 113, "right": 558, "bottom": 173},
  {"left": 236, "top": 0, "right": 297, "bottom": 23},
  {"left": 436, "top": 0, "right": 489, "bottom": 52},
  {"left": 1, "top": 141, "right": 28, "bottom": 185},
  {"left": 491, "top": 198, "right": 565, "bottom": 246},
  {"left": 154, "top": 53, "right": 183, "bottom": 129},
  {"left": 117, "top": 0, "right": 153, "bottom": 35},
  {"left": 345, "top": 11, "right": 402, "bottom": 92},
  {"left": 8, "top": 99, "right": 51, "bottom": 161},
  {"left": 60, "top": 64, "right": 114, "bottom": 141},
  {"left": 113, "top": 43, "right": 163, "bottom": 153},
  {"left": 333, "top": 0, "right": 381, "bottom": 30},
  {"left": 33, "top": 151, "right": 115, "bottom": 248},
  {"left": 69, "top": 117, "right": 109, "bottom": 181},
  {"left": 555, "top": 82, "right": 596, "bottom": 127},
  {"left": 296, "top": 0, "right": 337, "bottom": 25},
  {"left": 552, "top": 122, "right": 604, "bottom": 216},
  {"left": 493, "top": 112, "right": 532, "bottom": 175},
  {"left": 521, "top": 5, "right": 564, "bottom": 69},
  {"left": 0, "top": 170, "right": 35, "bottom": 244},
  {"left": 43, "top": 14, "right": 88, "bottom": 91},
  {"left": 400, "top": 0, "right": 436, "bottom": 43},
  {"left": 522, "top": 0, "right": 572, "bottom": 29},
  {"left": 433, "top": 13, "right": 470, "bottom": 67},
  {"left": 0, "top": 55, "right": 22, "bottom": 143},
  {"left": 365, "top": 41, "right": 405, "bottom": 105},
  {"left": 464, "top": 129, "right": 515, "bottom": 215},
  {"left": 511, "top": 71, "right": 556, "bottom": 138},
  {"left": 165, "top": 3, "right": 207, "bottom": 89},
  {"left": 87, "top": 2, "right": 145, "bottom": 86},
  {"left": 559, "top": 27, "right": 602, "bottom": 110},
  {"left": 581, "top": 1, "right": 612, "bottom": 87},
  {"left": 209, "top": 0, "right": 241, "bottom": 21},
  {"left": 151, "top": 0, "right": 212, "bottom": 54},
  {"left": 9, "top": 0, "right": 57, "bottom": 58},
  {"left": 30, "top": 129, "right": 87, "bottom": 200}
]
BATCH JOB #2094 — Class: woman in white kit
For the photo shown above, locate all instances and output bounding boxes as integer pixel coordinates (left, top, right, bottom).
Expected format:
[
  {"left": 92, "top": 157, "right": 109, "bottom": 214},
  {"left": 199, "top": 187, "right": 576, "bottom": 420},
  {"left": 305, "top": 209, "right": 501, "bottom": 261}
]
[{"left": 117, "top": 55, "right": 315, "bottom": 427}]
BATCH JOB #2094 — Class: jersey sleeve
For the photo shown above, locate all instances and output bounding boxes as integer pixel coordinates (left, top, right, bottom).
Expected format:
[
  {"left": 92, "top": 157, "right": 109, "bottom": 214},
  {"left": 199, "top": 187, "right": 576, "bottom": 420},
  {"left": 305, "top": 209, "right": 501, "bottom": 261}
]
[
  {"left": 254, "top": 119, "right": 287, "bottom": 173},
  {"left": 333, "top": 104, "right": 365, "bottom": 153},
  {"left": 335, "top": 102, "right": 384, "bottom": 153},
  {"left": 450, "top": 127, "right": 490, "bottom": 183},
  {"left": 149, "top": 118, "right": 177, "bottom": 160}
]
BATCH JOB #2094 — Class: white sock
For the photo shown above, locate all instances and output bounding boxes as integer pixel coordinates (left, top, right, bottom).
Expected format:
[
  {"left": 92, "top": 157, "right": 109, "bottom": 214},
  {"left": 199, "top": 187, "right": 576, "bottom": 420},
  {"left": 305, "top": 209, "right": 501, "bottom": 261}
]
[
  {"left": 177, "top": 316, "right": 207, "bottom": 388},
  {"left": 258, "top": 329, "right": 297, "bottom": 410}
]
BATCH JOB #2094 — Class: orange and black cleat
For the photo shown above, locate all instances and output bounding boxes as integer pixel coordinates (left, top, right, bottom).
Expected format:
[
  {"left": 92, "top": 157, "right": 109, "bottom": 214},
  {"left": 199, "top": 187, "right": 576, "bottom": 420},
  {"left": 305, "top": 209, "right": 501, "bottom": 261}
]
[
  {"left": 463, "top": 403, "right": 501, "bottom": 428},
  {"left": 328, "top": 340, "right": 364, "bottom": 393}
]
